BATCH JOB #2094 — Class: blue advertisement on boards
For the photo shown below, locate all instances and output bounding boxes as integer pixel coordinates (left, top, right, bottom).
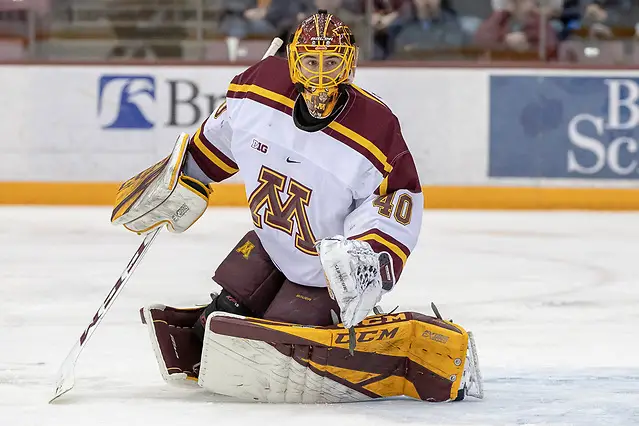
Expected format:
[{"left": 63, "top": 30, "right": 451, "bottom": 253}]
[
  {"left": 96, "top": 74, "right": 225, "bottom": 130},
  {"left": 489, "top": 76, "right": 639, "bottom": 179}
]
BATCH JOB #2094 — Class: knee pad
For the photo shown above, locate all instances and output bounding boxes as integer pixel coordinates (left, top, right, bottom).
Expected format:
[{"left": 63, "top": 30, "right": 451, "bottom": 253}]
[
  {"left": 213, "top": 230, "right": 286, "bottom": 316},
  {"left": 263, "top": 280, "right": 338, "bottom": 326}
]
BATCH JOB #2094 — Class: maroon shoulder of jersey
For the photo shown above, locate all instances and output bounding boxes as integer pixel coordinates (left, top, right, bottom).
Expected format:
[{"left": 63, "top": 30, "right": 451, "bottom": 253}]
[
  {"left": 328, "top": 86, "right": 421, "bottom": 195},
  {"left": 225, "top": 58, "right": 420, "bottom": 195},
  {"left": 226, "top": 56, "right": 298, "bottom": 115}
]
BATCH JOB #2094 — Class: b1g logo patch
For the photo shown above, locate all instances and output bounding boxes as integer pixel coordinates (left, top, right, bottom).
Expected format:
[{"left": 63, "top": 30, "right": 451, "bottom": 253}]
[
  {"left": 248, "top": 166, "right": 317, "bottom": 256},
  {"left": 251, "top": 139, "right": 269, "bottom": 154}
]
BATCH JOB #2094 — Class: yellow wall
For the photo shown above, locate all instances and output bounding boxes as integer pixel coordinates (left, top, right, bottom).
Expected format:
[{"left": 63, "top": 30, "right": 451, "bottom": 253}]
[{"left": 2, "top": 182, "right": 639, "bottom": 210}]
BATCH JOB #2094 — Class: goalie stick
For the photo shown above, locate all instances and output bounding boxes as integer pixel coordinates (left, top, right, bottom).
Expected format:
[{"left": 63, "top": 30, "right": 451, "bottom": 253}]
[
  {"left": 49, "top": 37, "right": 284, "bottom": 404},
  {"left": 49, "top": 227, "right": 161, "bottom": 403}
]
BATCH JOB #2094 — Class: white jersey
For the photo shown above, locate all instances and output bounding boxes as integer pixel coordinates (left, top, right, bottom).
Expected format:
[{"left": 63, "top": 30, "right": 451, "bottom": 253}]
[{"left": 185, "top": 57, "right": 423, "bottom": 288}]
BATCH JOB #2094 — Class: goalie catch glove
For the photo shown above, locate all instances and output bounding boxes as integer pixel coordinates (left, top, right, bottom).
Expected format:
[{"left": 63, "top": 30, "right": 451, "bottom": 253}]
[
  {"left": 111, "top": 133, "right": 211, "bottom": 234},
  {"left": 317, "top": 235, "right": 394, "bottom": 329}
]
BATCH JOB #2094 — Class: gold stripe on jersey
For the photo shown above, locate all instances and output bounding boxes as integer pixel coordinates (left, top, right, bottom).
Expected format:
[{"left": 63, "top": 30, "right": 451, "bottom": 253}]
[
  {"left": 351, "top": 84, "right": 387, "bottom": 108},
  {"left": 227, "top": 82, "right": 393, "bottom": 175},
  {"left": 327, "top": 121, "right": 393, "bottom": 173},
  {"left": 379, "top": 175, "right": 389, "bottom": 196},
  {"left": 356, "top": 233, "right": 407, "bottom": 266},
  {"left": 193, "top": 128, "right": 239, "bottom": 174},
  {"left": 213, "top": 101, "right": 227, "bottom": 119},
  {"left": 228, "top": 83, "right": 295, "bottom": 109}
]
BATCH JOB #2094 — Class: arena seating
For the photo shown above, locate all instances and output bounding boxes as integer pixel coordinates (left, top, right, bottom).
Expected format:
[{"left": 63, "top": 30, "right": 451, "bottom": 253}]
[{"left": 1, "top": 0, "right": 639, "bottom": 63}]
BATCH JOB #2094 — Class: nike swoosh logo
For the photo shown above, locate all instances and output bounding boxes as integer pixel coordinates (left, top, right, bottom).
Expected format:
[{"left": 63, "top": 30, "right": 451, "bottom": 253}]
[{"left": 286, "top": 157, "right": 301, "bottom": 164}]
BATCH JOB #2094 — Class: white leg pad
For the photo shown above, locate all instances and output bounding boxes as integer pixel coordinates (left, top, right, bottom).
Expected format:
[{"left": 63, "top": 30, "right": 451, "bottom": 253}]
[{"left": 198, "top": 312, "right": 371, "bottom": 403}]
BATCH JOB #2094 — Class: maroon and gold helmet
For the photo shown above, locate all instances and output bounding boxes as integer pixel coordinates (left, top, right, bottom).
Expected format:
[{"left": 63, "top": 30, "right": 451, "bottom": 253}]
[{"left": 288, "top": 10, "right": 358, "bottom": 119}]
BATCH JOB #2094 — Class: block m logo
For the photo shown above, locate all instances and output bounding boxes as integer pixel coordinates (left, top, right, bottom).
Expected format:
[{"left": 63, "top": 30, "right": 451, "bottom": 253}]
[{"left": 248, "top": 166, "right": 317, "bottom": 255}]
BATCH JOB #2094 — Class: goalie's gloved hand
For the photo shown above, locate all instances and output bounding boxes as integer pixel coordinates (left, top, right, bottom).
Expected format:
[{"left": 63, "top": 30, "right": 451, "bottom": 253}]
[{"left": 317, "top": 235, "right": 385, "bottom": 329}]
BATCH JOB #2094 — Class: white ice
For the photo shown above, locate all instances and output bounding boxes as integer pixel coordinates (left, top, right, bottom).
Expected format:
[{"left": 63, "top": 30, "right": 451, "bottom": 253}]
[{"left": 1, "top": 207, "right": 638, "bottom": 426}]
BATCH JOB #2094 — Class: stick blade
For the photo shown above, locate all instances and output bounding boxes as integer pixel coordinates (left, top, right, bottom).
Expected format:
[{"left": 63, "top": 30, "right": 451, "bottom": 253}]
[
  {"left": 49, "top": 366, "right": 75, "bottom": 403},
  {"left": 49, "top": 345, "right": 80, "bottom": 403}
]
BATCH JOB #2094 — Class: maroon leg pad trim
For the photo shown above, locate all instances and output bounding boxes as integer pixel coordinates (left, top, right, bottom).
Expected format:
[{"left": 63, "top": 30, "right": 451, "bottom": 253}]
[{"left": 148, "top": 307, "right": 204, "bottom": 379}]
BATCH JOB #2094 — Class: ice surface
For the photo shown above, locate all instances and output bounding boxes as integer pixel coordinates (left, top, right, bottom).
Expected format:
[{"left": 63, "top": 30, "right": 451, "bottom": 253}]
[{"left": 1, "top": 207, "right": 637, "bottom": 425}]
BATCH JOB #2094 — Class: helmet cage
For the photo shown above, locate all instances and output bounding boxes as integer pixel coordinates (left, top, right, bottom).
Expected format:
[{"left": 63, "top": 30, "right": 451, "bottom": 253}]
[
  {"left": 287, "top": 12, "right": 358, "bottom": 119},
  {"left": 288, "top": 43, "right": 356, "bottom": 90}
]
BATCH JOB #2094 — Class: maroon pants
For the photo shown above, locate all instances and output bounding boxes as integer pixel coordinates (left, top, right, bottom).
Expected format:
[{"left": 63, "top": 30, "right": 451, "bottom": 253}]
[{"left": 212, "top": 231, "right": 338, "bottom": 326}]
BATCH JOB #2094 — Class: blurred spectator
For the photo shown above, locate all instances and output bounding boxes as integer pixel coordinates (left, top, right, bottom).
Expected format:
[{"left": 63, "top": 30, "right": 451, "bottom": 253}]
[
  {"left": 217, "top": 0, "right": 366, "bottom": 59},
  {"left": 220, "top": 0, "right": 276, "bottom": 40},
  {"left": 262, "top": 0, "right": 364, "bottom": 56},
  {"left": 585, "top": 0, "right": 637, "bottom": 26},
  {"left": 108, "top": 0, "right": 188, "bottom": 59},
  {"left": 263, "top": 0, "right": 306, "bottom": 45},
  {"left": 345, "top": 0, "right": 407, "bottom": 59},
  {"left": 392, "top": 0, "right": 468, "bottom": 57},
  {"left": 556, "top": 0, "right": 582, "bottom": 39},
  {"left": 556, "top": 0, "right": 638, "bottom": 39},
  {"left": 307, "top": 0, "right": 366, "bottom": 47},
  {"left": 371, "top": 0, "right": 406, "bottom": 30},
  {"left": 344, "top": 0, "right": 412, "bottom": 60},
  {"left": 475, "top": 0, "right": 558, "bottom": 59},
  {"left": 580, "top": 0, "right": 639, "bottom": 38},
  {"left": 580, "top": 0, "right": 616, "bottom": 37},
  {"left": 273, "top": 0, "right": 373, "bottom": 58}
]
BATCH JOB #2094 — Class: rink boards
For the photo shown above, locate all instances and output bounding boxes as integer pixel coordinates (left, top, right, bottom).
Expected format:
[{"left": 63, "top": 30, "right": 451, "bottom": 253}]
[{"left": 1, "top": 64, "right": 639, "bottom": 209}]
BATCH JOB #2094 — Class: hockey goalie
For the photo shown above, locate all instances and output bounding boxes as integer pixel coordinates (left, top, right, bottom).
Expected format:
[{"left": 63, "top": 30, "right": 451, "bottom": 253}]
[{"left": 111, "top": 10, "right": 483, "bottom": 403}]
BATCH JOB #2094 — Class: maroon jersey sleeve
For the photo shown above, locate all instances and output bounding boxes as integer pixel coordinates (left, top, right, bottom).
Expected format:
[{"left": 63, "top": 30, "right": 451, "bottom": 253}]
[{"left": 344, "top": 112, "right": 423, "bottom": 290}]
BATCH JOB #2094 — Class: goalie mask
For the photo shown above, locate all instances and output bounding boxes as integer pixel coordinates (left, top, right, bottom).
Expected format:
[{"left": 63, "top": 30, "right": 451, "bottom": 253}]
[{"left": 288, "top": 10, "right": 358, "bottom": 119}]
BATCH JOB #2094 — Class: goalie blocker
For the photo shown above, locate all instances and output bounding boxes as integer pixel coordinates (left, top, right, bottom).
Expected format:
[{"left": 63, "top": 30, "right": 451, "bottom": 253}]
[
  {"left": 111, "top": 133, "right": 211, "bottom": 234},
  {"left": 140, "top": 305, "right": 483, "bottom": 403}
]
